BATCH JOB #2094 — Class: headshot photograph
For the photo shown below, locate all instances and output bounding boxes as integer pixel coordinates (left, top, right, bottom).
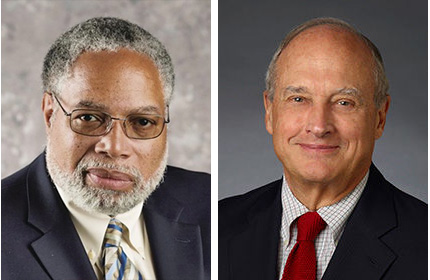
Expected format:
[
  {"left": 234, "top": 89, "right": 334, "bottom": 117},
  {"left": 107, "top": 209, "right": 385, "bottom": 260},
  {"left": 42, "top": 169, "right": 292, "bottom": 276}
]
[
  {"left": 2, "top": 1, "right": 210, "bottom": 279},
  {"left": 219, "top": 1, "right": 427, "bottom": 280}
]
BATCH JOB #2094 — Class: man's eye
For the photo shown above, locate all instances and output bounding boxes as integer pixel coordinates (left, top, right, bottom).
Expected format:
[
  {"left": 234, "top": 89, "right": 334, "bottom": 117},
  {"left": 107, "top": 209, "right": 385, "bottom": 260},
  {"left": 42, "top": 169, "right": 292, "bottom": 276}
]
[
  {"left": 78, "top": 114, "right": 101, "bottom": 122},
  {"left": 130, "top": 116, "right": 157, "bottom": 128},
  {"left": 338, "top": 100, "right": 351, "bottom": 106},
  {"left": 293, "top": 97, "right": 304, "bottom": 102},
  {"left": 137, "top": 118, "right": 151, "bottom": 126}
]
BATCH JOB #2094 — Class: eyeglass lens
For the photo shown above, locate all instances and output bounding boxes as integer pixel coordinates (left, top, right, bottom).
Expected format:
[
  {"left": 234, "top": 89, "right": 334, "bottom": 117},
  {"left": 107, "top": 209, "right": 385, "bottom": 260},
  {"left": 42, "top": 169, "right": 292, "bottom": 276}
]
[{"left": 70, "top": 110, "right": 166, "bottom": 139}]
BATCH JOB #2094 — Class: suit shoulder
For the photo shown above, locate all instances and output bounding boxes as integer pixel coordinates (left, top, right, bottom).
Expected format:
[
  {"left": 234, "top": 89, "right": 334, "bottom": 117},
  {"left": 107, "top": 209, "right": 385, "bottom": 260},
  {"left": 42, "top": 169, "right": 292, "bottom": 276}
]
[
  {"left": 377, "top": 181, "right": 427, "bottom": 278},
  {"left": 2, "top": 154, "right": 45, "bottom": 192},
  {"left": 1, "top": 162, "right": 35, "bottom": 237},
  {"left": 390, "top": 182, "right": 427, "bottom": 219},
  {"left": 156, "top": 165, "right": 210, "bottom": 210},
  {"left": 220, "top": 179, "right": 281, "bottom": 212},
  {"left": 2, "top": 164, "right": 30, "bottom": 191},
  {"left": 163, "top": 165, "right": 210, "bottom": 197},
  {"left": 369, "top": 164, "right": 427, "bottom": 222},
  {"left": 219, "top": 180, "right": 281, "bottom": 234},
  {"left": 165, "top": 165, "right": 210, "bottom": 185},
  {"left": 2, "top": 164, "right": 32, "bottom": 211}
]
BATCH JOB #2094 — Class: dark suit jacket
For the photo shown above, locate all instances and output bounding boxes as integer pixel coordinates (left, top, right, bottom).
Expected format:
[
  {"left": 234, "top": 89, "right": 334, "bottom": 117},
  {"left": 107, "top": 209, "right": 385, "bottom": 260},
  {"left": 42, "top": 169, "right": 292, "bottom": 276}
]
[
  {"left": 2, "top": 153, "right": 210, "bottom": 280},
  {"left": 219, "top": 164, "right": 427, "bottom": 280}
]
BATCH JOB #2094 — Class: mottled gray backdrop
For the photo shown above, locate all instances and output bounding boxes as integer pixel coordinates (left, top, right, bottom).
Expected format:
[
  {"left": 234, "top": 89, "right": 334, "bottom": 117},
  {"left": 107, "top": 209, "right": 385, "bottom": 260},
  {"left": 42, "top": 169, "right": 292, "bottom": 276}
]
[
  {"left": 219, "top": 0, "right": 427, "bottom": 202},
  {"left": 2, "top": 0, "right": 210, "bottom": 178}
]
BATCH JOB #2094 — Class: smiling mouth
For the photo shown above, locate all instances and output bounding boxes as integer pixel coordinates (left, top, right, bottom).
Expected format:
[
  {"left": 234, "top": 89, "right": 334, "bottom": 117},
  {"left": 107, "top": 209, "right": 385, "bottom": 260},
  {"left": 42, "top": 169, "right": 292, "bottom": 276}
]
[
  {"left": 86, "top": 168, "right": 134, "bottom": 191},
  {"left": 298, "top": 143, "right": 340, "bottom": 153}
]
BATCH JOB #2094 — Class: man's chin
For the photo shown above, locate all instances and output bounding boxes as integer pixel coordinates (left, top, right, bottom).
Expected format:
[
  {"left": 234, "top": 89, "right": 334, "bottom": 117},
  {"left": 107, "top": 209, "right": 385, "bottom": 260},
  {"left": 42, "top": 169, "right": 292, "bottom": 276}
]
[
  {"left": 46, "top": 142, "right": 169, "bottom": 215},
  {"left": 82, "top": 186, "right": 142, "bottom": 216}
]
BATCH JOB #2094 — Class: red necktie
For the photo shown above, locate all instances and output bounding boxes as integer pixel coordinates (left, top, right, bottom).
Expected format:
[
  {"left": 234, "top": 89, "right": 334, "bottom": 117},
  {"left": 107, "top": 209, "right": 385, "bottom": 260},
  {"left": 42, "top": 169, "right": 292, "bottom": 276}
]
[{"left": 281, "top": 212, "right": 326, "bottom": 280}]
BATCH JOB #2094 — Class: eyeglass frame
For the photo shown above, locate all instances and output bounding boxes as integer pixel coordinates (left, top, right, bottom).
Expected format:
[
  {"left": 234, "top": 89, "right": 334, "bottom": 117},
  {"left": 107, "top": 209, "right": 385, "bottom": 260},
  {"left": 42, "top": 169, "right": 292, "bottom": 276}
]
[{"left": 48, "top": 92, "right": 170, "bottom": 140}]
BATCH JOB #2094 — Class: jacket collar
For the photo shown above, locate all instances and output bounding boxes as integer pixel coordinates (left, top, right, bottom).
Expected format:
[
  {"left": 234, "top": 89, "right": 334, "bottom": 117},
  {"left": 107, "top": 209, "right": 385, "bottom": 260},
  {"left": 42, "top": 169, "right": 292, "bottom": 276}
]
[
  {"left": 143, "top": 168, "right": 206, "bottom": 280},
  {"left": 26, "top": 153, "right": 97, "bottom": 280},
  {"left": 225, "top": 164, "right": 398, "bottom": 280},
  {"left": 26, "top": 154, "right": 206, "bottom": 280},
  {"left": 229, "top": 179, "right": 283, "bottom": 280},
  {"left": 322, "top": 164, "right": 397, "bottom": 280}
]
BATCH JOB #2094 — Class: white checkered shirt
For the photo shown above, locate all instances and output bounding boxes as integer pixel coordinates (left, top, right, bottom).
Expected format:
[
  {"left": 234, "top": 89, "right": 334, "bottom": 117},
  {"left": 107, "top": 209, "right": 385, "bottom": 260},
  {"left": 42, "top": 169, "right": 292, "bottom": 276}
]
[{"left": 278, "top": 172, "right": 368, "bottom": 280}]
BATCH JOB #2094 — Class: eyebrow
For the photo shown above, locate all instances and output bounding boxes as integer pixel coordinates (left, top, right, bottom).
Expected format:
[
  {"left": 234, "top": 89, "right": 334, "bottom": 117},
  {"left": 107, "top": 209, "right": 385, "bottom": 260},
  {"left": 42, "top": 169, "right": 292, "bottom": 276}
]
[
  {"left": 279, "top": 86, "right": 309, "bottom": 99},
  {"left": 335, "top": 87, "right": 360, "bottom": 96},
  {"left": 75, "top": 100, "right": 162, "bottom": 115},
  {"left": 283, "top": 86, "right": 363, "bottom": 98},
  {"left": 284, "top": 86, "right": 309, "bottom": 94},
  {"left": 334, "top": 87, "right": 364, "bottom": 105},
  {"left": 283, "top": 86, "right": 361, "bottom": 95},
  {"left": 76, "top": 100, "right": 108, "bottom": 111},
  {"left": 129, "top": 105, "right": 162, "bottom": 115}
]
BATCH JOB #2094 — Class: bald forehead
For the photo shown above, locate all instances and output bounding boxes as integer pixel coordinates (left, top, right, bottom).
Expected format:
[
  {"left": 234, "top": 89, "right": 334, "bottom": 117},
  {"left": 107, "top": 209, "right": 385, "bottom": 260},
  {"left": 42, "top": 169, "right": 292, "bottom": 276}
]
[
  {"left": 272, "top": 24, "right": 377, "bottom": 101},
  {"left": 284, "top": 25, "right": 373, "bottom": 62}
]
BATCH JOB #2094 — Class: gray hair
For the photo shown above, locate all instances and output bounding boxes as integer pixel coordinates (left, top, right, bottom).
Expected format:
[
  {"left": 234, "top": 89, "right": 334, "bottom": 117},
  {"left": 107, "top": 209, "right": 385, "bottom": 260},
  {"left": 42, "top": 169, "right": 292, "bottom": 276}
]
[
  {"left": 265, "top": 17, "right": 389, "bottom": 108},
  {"left": 42, "top": 17, "right": 175, "bottom": 105}
]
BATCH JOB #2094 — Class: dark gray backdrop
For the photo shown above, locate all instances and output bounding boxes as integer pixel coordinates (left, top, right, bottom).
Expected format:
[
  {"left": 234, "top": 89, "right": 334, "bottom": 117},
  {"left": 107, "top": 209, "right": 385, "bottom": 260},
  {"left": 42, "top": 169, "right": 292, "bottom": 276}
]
[{"left": 219, "top": 0, "right": 428, "bottom": 202}]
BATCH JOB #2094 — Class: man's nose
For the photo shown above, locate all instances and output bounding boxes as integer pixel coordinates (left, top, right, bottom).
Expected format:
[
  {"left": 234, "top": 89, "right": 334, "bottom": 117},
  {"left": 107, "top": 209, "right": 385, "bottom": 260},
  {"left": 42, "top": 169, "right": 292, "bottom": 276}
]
[
  {"left": 94, "top": 121, "right": 131, "bottom": 159},
  {"left": 304, "top": 103, "right": 334, "bottom": 138}
]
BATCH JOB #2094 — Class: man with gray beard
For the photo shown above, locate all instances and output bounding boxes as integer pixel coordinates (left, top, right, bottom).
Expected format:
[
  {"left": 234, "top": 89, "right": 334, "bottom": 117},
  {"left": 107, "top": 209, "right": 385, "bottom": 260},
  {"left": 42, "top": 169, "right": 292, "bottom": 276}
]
[{"left": 2, "top": 17, "right": 210, "bottom": 280}]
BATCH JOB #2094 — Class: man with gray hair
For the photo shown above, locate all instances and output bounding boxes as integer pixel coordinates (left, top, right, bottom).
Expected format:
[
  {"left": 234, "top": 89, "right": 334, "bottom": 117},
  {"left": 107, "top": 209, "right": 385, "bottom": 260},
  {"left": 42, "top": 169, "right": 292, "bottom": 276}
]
[
  {"left": 219, "top": 18, "right": 426, "bottom": 280},
  {"left": 2, "top": 17, "right": 210, "bottom": 280}
]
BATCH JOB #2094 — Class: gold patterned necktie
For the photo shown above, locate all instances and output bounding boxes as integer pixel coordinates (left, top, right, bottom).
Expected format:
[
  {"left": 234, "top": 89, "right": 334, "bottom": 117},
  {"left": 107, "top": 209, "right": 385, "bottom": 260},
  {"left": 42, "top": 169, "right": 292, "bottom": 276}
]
[{"left": 101, "top": 218, "right": 143, "bottom": 280}]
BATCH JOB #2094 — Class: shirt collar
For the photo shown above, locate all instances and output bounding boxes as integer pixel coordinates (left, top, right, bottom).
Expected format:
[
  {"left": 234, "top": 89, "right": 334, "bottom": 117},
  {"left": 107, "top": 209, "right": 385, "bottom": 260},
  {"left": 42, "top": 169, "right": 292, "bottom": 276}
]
[
  {"left": 55, "top": 185, "right": 145, "bottom": 259},
  {"left": 281, "top": 171, "right": 368, "bottom": 245},
  {"left": 318, "top": 172, "right": 368, "bottom": 243}
]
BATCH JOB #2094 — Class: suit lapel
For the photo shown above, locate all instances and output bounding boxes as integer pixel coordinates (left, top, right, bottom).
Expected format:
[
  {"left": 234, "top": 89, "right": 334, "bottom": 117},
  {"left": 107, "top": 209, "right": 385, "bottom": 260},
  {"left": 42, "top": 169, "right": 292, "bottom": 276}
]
[
  {"left": 144, "top": 186, "right": 205, "bottom": 280},
  {"left": 27, "top": 154, "right": 96, "bottom": 280},
  {"left": 30, "top": 222, "right": 98, "bottom": 280},
  {"left": 228, "top": 181, "right": 282, "bottom": 280},
  {"left": 322, "top": 165, "right": 397, "bottom": 280}
]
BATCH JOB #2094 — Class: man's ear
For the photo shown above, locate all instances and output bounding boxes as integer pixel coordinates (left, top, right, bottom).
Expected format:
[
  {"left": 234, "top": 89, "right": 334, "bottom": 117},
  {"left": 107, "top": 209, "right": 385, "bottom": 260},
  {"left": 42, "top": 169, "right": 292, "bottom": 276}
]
[
  {"left": 263, "top": 90, "right": 274, "bottom": 135},
  {"left": 42, "top": 93, "right": 54, "bottom": 131},
  {"left": 375, "top": 95, "right": 390, "bottom": 140}
]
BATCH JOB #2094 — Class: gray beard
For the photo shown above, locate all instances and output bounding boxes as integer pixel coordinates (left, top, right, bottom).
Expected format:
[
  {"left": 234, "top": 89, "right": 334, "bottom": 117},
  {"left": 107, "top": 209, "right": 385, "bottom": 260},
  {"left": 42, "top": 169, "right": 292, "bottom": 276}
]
[{"left": 46, "top": 144, "right": 168, "bottom": 216}]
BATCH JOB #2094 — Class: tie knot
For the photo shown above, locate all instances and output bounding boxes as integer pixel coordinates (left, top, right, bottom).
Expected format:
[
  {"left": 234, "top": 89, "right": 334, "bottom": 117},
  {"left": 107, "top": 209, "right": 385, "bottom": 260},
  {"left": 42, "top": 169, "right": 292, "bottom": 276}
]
[
  {"left": 297, "top": 212, "right": 326, "bottom": 241},
  {"left": 103, "top": 218, "right": 124, "bottom": 248}
]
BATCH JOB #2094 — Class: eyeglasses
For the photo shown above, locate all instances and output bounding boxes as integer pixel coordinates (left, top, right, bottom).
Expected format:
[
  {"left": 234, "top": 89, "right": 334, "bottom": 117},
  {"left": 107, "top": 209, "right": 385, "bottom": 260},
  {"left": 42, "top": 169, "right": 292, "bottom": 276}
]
[{"left": 50, "top": 93, "right": 170, "bottom": 140}]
